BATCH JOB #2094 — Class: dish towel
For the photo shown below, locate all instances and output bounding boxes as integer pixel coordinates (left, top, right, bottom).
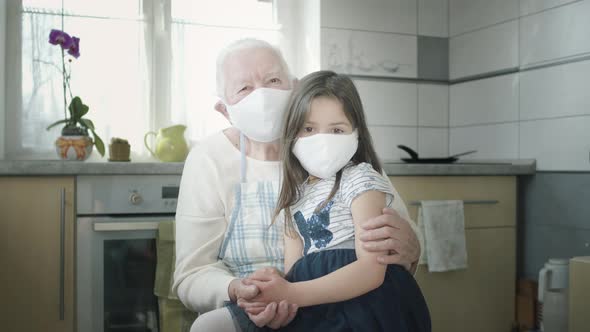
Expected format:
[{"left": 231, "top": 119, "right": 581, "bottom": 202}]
[
  {"left": 155, "top": 220, "right": 198, "bottom": 332},
  {"left": 418, "top": 200, "right": 468, "bottom": 272}
]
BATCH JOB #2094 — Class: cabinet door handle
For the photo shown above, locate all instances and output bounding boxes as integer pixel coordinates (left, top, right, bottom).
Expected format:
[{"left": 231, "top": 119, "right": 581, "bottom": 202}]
[
  {"left": 409, "top": 200, "right": 499, "bottom": 206},
  {"left": 59, "top": 187, "right": 65, "bottom": 321}
]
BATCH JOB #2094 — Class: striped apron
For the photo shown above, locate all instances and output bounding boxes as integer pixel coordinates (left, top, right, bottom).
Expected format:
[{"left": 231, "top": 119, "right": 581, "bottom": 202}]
[{"left": 218, "top": 134, "right": 284, "bottom": 278}]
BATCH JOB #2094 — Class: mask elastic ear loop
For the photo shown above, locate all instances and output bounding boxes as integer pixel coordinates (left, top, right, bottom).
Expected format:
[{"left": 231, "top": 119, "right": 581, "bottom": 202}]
[{"left": 240, "top": 132, "right": 247, "bottom": 183}]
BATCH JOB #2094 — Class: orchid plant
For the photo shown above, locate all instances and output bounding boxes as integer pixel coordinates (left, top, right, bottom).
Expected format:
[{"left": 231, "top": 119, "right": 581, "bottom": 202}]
[{"left": 45, "top": 29, "right": 105, "bottom": 157}]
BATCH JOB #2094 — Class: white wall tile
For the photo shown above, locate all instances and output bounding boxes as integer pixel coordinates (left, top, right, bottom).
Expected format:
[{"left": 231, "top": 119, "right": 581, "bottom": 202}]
[
  {"left": 450, "top": 20, "right": 518, "bottom": 80},
  {"left": 369, "top": 126, "right": 417, "bottom": 161},
  {"left": 321, "top": 28, "right": 417, "bottom": 78},
  {"left": 450, "top": 123, "right": 519, "bottom": 159},
  {"left": 520, "top": 117, "right": 590, "bottom": 171},
  {"left": 419, "top": 127, "right": 449, "bottom": 157},
  {"left": 418, "top": 84, "right": 448, "bottom": 127},
  {"left": 520, "top": 0, "right": 580, "bottom": 16},
  {"left": 520, "top": 59, "right": 590, "bottom": 120},
  {"left": 449, "top": 0, "right": 518, "bottom": 36},
  {"left": 418, "top": 0, "right": 449, "bottom": 37},
  {"left": 321, "top": 0, "right": 416, "bottom": 34},
  {"left": 450, "top": 74, "right": 519, "bottom": 126},
  {"left": 520, "top": 0, "right": 590, "bottom": 67},
  {"left": 354, "top": 79, "right": 417, "bottom": 126}
]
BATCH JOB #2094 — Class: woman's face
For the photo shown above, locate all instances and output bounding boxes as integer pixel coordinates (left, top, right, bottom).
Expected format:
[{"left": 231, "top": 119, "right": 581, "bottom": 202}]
[
  {"left": 298, "top": 96, "right": 353, "bottom": 138},
  {"left": 223, "top": 47, "right": 291, "bottom": 106}
]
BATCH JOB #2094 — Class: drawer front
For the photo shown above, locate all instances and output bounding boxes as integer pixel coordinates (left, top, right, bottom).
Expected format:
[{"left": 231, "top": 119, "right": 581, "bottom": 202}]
[{"left": 389, "top": 176, "right": 516, "bottom": 228}]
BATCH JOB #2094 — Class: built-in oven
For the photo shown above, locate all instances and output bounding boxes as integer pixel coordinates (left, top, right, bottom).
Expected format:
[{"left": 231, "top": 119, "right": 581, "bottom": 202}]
[{"left": 76, "top": 175, "right": 181, "bottom": 332}]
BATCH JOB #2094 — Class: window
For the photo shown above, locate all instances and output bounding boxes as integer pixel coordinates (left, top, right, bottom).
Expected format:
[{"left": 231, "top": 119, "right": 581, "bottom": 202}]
[{"left": 5, "top": 0, "right": 287, "bottom": 160}]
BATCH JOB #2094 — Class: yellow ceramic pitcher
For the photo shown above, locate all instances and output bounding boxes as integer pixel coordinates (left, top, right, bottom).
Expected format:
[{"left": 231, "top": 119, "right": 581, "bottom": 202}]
[{"left": 144, "top": 125, "right": 189, "bottom": 162}]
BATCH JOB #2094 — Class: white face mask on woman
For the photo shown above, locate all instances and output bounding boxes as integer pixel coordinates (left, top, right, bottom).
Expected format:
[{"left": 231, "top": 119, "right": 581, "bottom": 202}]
[
  {"left": 292, "top": 130, "right": 359, "bottom": 179},
  {"left": 226, "top": 88, "right": 292, "bottom": 142}
]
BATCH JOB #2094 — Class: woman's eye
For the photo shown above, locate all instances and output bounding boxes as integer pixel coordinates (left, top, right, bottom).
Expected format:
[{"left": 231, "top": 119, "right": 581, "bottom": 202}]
[
  {"left": 269, "top": 78, "right": 281, "bottom": 84},
  {"left": 238, "top": 86, "right": 249, "bottom": 93},
  {"left": 303, "top": 127, "right": 313, "bottom": 133},
  {"left": 332, "top": 128, "right": 344, "bottom": 134}
]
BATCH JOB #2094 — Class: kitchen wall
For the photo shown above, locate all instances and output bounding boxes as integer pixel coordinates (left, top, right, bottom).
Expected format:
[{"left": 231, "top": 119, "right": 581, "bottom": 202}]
[
  {"left": 449, "top": 0, "right": 590, "bottom": 172},
  {"left": 0, "top": 0, "right": 6, "bottom": 159},
  {"left": 319, "top": 0, "right": 450, "bottom": 161},
  {"left": 447, "top": 0, "right": 590, "bottom": 279}
]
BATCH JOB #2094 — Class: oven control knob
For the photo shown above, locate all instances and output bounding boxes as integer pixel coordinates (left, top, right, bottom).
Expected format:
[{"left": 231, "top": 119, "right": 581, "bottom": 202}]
[{"left": 129, "top": 192, "right": 143, "bottom": 205}]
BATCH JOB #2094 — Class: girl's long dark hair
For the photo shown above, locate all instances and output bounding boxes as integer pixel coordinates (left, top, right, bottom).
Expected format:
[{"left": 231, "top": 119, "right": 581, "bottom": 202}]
[{"left": 273, "top": 71, "right": 383, "bottom": 236}]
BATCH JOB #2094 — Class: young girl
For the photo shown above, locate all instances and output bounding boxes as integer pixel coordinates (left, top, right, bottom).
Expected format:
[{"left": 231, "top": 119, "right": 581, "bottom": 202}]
[{"left": 228, "top": 71, "right": 431, "bottom": 331}]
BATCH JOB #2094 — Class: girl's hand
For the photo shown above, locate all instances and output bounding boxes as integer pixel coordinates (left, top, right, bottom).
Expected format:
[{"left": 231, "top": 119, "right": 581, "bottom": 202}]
[
  {"left": 359, "top": 207, "right": 420, "bottom": 270},
  {"left": 243, "top": 272, "right": 293, "bottom": 305}
]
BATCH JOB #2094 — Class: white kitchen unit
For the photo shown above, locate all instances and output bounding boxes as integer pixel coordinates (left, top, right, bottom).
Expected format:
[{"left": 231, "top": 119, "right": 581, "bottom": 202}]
[
  {"left": 418, "top": 0, "right": 449, "bottom": 37},
  {"left": 450, "top": 20, "right": 519, "bottom": 80},
  {"left": 520, "top": 0, "right": 590, "bottom": 67},
  {"left": 321, "top": 28, "right": 417, "bottom": 78},
  {"left": 320, "top": 0, "right": 416, "bottom": 34},
  {"left": 449, "top": 0, "right": 518, "bottom": 36},
  {"left": 520, "top": 0, "right": 580, "bottom": 16}
]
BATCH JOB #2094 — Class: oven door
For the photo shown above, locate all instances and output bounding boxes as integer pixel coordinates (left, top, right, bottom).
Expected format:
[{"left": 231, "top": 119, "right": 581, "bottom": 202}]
[{"left": 77, "top": 216, "right": 172, "bottom": 332}]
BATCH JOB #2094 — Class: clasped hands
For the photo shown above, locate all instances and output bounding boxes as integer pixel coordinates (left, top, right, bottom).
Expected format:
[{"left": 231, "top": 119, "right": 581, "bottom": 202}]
[{"left": 230, "top": 207, "right": 421, "bottom": 329}]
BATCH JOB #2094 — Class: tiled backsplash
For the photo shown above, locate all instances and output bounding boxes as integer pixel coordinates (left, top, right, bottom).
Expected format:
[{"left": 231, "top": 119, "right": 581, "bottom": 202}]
[{"left": 447, "top": 0, "right": 590, "bottom": 171}]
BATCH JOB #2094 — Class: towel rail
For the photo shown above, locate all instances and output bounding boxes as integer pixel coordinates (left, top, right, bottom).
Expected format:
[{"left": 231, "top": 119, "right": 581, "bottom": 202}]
[{"left": 409, "top": 200, "right": 499, "bottom": 206}]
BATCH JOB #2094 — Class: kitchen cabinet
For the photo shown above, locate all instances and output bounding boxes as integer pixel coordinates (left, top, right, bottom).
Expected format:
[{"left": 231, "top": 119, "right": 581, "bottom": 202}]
[
  {"left": 449, "top": 20, "right": 518, "bottom": 80},
  {"left": 520, "top": 0, "right": 590, "bottom": 68},
  {"left": 321, "top": 0, "right": 416, "bottom": 34},
  {"left": 321, "top": 28, "right": 417, "bottom": 78},
  {"left": 391, "top": 176, "right": 516, "bottom": 332},
  {"left": 0, "top": 177, "right": 75, "bottom": 332}
]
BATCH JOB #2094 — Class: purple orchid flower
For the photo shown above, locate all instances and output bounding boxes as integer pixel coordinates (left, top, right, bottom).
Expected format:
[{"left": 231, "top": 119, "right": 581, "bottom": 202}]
[
  {"left": 68, "top": 36, "right": 80, "bottom": 58},
  {"left": 49, "top": 29, "right": 74, "bottom": 50}
]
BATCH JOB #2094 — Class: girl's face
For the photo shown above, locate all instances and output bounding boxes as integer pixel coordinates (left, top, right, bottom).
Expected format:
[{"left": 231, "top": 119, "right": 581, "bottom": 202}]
[{"left": 298, "top": 96, "right": 353, "bottom": 138}]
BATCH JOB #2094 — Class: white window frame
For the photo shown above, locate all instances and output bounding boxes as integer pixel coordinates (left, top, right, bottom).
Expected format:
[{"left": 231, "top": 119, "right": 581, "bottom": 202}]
[{"left": 1, "top": 0, "right": 312, "bottom": 160}]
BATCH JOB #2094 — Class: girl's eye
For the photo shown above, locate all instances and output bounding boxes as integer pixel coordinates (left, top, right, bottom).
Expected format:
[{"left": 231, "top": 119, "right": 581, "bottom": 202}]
[
  {"left": 332, "top": 128, "right": 344, "bottom": 134},
  {"left": 269, "top": 78, "right": 281, "bottom": 84},
  {"left": 238, "top": 86, "right": 249, "bottom": 93},
  {"left": 303, "top": 127, "right": 313, "bottom": 133}
]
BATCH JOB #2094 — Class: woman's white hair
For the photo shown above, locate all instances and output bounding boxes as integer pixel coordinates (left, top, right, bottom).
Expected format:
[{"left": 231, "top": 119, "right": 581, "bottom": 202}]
[{"left": 216, "top": 38, "right": 292, "bottom": 99}]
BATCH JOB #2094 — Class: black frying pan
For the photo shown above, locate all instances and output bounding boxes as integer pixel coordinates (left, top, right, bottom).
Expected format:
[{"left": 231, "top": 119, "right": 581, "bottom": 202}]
[{"left": 397, "top": 145, "right": 477, "bottom": 164}]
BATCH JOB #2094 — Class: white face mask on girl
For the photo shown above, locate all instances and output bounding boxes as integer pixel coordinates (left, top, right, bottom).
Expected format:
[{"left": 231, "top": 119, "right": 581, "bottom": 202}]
[
  {"left": 292, "top": 130, "right": 359, "bottom": 179},
  {"left": 225, "top": 88, "right": 292, "bottom": 142}
]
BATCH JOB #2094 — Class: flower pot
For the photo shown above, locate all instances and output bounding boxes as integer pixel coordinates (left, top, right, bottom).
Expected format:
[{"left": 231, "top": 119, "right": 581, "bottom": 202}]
[
  {"left": 55, "top": 135, "right": 93, "bottom": 161},
  {"left": 109, "top": 140, "right": 131, "bottom": 162}
]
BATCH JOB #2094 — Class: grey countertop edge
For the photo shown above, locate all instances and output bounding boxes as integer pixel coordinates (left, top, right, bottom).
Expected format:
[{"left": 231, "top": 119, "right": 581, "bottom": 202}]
[
  {"left": 382, "top": 159, "right": 536, "bottom": 176},
  {"left": 0, "top": 159, "right": 536, "bottom": 176}
]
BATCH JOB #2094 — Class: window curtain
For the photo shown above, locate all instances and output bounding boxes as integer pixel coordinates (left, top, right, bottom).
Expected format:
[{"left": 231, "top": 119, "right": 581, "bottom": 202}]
[{"left": 4, "top": 0, "right": 286, "bottom": 160}]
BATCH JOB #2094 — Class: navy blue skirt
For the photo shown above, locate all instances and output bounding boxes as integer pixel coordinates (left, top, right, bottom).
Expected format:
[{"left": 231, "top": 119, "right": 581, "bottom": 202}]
[{"left": 227, "top": 249, "right": 431, "bottom": 332}]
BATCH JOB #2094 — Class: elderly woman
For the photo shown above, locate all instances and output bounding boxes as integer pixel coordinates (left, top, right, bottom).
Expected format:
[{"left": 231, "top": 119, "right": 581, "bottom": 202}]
[{"left": 173, "top": 39, "right": 422, "bottom": 332}]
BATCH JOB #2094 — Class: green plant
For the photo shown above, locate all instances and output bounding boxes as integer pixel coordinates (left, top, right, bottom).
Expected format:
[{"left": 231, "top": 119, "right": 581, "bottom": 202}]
[{"left": 45, "top": 29, "right": 105, "bottom": 157}]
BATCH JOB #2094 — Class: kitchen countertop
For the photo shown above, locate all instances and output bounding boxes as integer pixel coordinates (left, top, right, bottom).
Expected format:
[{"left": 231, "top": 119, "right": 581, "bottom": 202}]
[{"left": 0, "top": 159, "right": 536, "bottom": 176}]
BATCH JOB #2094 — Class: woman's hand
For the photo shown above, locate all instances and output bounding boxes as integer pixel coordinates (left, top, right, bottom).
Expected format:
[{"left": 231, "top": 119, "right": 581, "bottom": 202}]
[
  {"left": 238, "top": 299, "right": 298, "bottom": 329},
  {"left": 359, "top": 207, "right": 420, "bottom": 271},
  {"left": 228, "top": 278, "right": 259, "bottom": 303}
]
